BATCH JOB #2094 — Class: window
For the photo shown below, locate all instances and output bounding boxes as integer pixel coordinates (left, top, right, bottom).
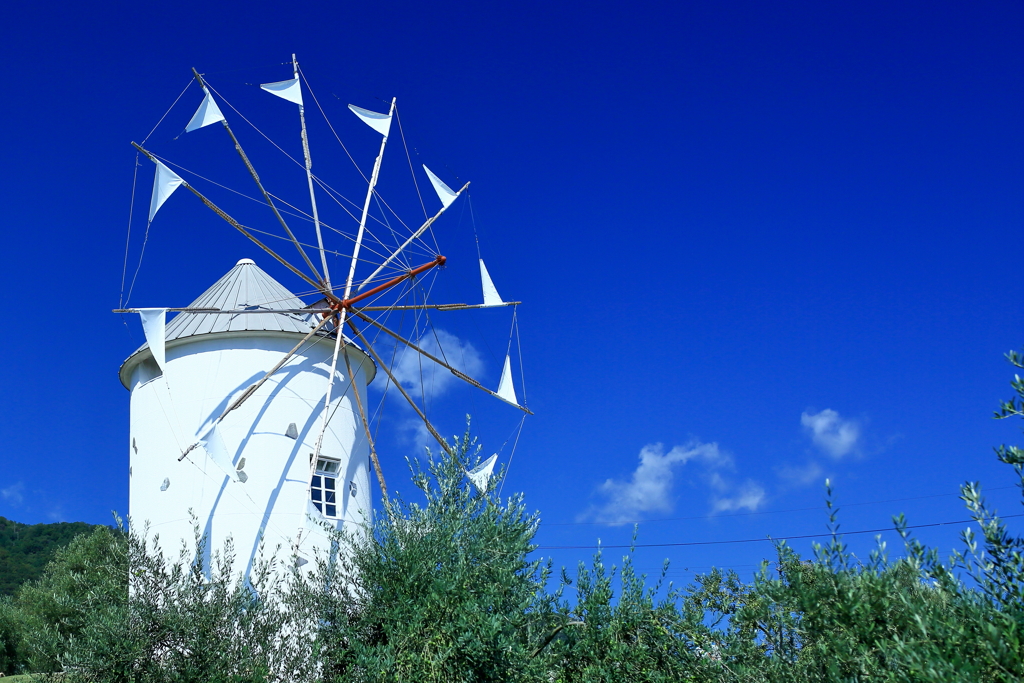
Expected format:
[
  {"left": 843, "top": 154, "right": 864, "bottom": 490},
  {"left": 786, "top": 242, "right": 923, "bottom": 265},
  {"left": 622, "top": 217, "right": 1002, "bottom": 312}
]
[{"left": 310, "top": 456, "right": 341, "bottom": 518}]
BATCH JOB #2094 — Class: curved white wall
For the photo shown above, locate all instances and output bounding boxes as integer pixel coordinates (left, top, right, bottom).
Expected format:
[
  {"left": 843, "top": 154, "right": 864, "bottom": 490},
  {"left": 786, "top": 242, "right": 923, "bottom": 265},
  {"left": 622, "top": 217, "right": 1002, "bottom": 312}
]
[{"left": 126, "top": 331, "right": 374, "bottom": 576}]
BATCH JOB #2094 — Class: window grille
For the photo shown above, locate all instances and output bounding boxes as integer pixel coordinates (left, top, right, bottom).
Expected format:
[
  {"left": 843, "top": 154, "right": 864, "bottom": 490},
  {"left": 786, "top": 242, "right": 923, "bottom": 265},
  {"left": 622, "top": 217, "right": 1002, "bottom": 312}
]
[{"left": 310, "top": 456, "right": 341, "bottom": 518}]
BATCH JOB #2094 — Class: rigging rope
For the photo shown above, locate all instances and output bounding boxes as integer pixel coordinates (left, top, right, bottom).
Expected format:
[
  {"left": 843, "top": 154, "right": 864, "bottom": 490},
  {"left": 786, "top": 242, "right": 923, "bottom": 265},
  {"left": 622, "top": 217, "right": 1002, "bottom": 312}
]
[
  {"left": 143, "top": 78, "right": 193, "bottom": 144},
  {"left": 514, "top": 306, "right": 527, "bottom": 407},
  {"left": 204, "top": 80, "right": 386, "bottom": 230},
  {"left": 119, "top": 154, "right": 141, "bottom": 312},
  {"left": 193, "top": 79, "right": 439, "bottom": 295},
  {"left": 395, "top": 106, "right": 429, "bottom": 222},
  {"left": 371, "top": 191, "right": 413, "bottom": 273},
  {"left": 298, "top": 71, "right": 423, "bottom": 241},
  {"left": 298, "top": 69, "right": 370, "bottom": 184},
  {"left": 124, "top": 218, "right": 153, "bottom": 308},
  {"left": 497, "top": 415, "right": 527, "bottom": 498},
  {"left": 121, "top": 79, "right": 194, "bottom": 310},
  {"left": 152, "top": 150, "right": 409, "bottom": 267},
  {"left": 468, "top": 194, "right": 482, "bottom": 260}
]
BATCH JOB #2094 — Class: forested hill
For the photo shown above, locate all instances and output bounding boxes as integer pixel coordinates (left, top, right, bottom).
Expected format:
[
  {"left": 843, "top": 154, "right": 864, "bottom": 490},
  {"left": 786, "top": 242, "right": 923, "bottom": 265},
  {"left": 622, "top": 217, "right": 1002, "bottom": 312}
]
[{"left": 0, "top": 517, "right": 102, "bottom": 596}]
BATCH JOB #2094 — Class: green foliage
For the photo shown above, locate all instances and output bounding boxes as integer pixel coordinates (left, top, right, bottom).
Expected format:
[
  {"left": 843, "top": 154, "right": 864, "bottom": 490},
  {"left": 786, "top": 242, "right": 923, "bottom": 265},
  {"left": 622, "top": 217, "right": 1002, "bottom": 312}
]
[
  {"left": 671, "top": 348, "right": 1024, "bottom": 682},
  {"left": 545, "top": 542, "right": 719, "bottom": 682},
  {"left": 0, "top": 524, "right": 125, "bottom": 674},
  {"left": 0, "top": 521, "right": 314, "bottom": 681},
  {"left": 61, "top": 522, "right": 314, "bottom": 683},
  {"left": 2, "top": 350, "right": 1022, "bottom": 681},
  {"left": 0, "top": 517, "right": 102, "bottom": 597},
  {"left": 299, "top": 425, "right": 556, "bottom": 682},
  {"left": 0, "top": 595, "right": 26, "bottom": 674}
]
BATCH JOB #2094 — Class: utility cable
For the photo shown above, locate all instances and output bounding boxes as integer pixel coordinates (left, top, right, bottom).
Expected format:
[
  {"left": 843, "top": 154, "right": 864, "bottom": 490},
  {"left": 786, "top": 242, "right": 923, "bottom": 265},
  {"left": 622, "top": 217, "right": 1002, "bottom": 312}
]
[{"left": 538, "top": 513, "right": 1024, "bottom": 550}]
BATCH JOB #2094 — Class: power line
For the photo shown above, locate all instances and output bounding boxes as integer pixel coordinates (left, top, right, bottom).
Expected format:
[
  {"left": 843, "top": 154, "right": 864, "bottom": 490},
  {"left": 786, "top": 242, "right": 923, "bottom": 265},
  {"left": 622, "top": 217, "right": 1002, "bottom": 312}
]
[
  {"left": 537, "top": 513, "right": 1024, "bottom": 550},
  {"left": 543, "top": 485, "right": 1019, "bottom": 527}
]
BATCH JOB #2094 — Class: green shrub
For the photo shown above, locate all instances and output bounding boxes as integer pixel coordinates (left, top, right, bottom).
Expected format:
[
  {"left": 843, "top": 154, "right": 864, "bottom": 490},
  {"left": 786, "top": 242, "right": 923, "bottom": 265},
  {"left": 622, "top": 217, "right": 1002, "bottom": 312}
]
[
  {"left": 2, "top": 350, "right": 1022, "bottom": 681},
  {"left": 297, "top": 425, "right": 556, "bottom": 683},
  {"left": 62, "top": 522, "right": 314, "bottom": 683}
]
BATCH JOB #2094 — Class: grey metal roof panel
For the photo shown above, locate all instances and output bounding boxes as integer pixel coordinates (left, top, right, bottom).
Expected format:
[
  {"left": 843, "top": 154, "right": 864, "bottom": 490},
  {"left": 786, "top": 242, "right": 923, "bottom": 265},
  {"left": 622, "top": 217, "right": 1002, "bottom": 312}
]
[
  {"left": 163, "top": 258, "right": 315, "bottom": 340},
  {"left": 119, "top": 258, "right": 377, "bottom": 389}
]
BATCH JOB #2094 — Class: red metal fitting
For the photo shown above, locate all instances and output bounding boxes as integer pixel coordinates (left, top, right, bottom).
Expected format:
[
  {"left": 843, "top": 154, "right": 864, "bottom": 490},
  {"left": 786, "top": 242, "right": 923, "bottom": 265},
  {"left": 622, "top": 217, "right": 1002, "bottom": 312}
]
[{"left": 339, "top": 255, "right": 448, "bottom": 310}]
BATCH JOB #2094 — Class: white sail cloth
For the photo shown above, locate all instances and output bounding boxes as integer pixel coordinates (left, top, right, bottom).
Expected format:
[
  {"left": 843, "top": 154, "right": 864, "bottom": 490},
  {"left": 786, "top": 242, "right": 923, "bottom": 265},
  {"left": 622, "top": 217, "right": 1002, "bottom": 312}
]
[
  {"left": 466, "top": 454, "right": 498, "bottom": 494},
  {"left": 261, "top": 78, "right": 303, "bottom": 105},
  {"left": 185, "top": 89, "right": 225, "bottom": 132},
  {"left": 496, "top": 355, "right": 518, "bottom": 406},
  {"left": 137, "top": 309, "right": 168, "bottom": 373},
  {"left": 349, "top": 104, "right": 392, "bottom": 136},
  {"left": 198, "top": 421, "right": 243, "bottom": 482},
  {"left": 149, "top": 161, "right": 184, "bottom": 221},
  {"left": 479, "top": 259, "right": 504, "bottom": 306},
  {"left": 423, "top": 165, "right": 459, "bottom": 209}
]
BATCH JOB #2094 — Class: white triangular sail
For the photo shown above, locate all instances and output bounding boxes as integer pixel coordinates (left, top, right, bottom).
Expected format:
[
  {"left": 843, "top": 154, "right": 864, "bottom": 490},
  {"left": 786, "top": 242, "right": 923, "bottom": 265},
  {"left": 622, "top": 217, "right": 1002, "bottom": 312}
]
[
  {"left": 198, "top": 422, "right": 240, "bottom": 481},
  {"left": 137, "top": 308, "right": 167, "bottom": 373},
  {"left": 496, "top": 354, "right": 518, "bottom": 406},
  {"left": 148, "top": 160, "right": 184, "bottom": 221},
  {"left": 423, "top": 164, "right": 459, "bottom": 209},
  {"left": 260, "top": 77, "right": 303, "bottom": 105},
  {"left": 185, "top": 89, "right": 225, "bottom": 132},
  {"left": 479, "top": 259, "right": 504, "bottom": 306},
  {"left": 466, "top": 454, "right": 498, "bottom": 494},
  {"left": 348, "top": 104, "right": 392, "bottom": 137}
]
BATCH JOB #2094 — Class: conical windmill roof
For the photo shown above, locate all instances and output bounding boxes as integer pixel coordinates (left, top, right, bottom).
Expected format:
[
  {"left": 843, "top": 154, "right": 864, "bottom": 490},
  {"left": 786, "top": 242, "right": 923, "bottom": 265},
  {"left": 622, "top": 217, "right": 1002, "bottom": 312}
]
[
  {"left": 119, "top": 259, "right": 372, "bottom": 388},
  {"left": 165, "top": 258, "right": 315, "bottom": 340}
]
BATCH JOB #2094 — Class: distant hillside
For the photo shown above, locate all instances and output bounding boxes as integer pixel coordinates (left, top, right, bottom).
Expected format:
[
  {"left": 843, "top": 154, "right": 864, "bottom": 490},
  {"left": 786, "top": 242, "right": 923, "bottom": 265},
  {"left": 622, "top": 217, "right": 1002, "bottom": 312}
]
[{"left": 0, "top": 517, "right": 103, "bottom": 596}]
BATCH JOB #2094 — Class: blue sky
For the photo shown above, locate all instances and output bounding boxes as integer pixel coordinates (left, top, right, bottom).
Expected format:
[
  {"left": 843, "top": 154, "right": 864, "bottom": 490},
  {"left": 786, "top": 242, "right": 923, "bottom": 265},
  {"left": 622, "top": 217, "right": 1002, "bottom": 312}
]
[{"left": 1, "top": 1, "right": 1022, "bottom": 583}]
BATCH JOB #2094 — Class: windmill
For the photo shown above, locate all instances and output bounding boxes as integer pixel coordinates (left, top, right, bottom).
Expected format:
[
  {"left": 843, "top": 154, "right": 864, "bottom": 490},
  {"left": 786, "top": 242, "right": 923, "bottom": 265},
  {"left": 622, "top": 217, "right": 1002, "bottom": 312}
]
[{"left": 116, "top": 56, "right": 529, "bottom": 573}]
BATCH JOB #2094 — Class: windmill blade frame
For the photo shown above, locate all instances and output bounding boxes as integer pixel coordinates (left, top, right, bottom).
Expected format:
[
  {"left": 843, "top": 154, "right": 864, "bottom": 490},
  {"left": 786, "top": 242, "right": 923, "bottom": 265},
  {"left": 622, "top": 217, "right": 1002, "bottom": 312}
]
[{"left": 120, "top": 60, "right": 531, "bottom": 578}]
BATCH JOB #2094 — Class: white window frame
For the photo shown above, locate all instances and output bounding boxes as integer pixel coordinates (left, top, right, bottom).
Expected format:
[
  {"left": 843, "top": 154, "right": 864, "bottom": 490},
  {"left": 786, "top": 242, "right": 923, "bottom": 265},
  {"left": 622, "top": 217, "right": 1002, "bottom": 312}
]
[{"left": 310, "top": 455, "right": 341, "bottom": 518}]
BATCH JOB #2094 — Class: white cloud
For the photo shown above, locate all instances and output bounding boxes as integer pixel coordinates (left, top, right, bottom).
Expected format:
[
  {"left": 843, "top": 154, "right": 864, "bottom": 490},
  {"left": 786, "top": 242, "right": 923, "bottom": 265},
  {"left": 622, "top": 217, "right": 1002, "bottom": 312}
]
[
  {"left": 712, "top": 481, "right": 766, "bottom": 513},
  {"left": 706, "top": 471, "right": 729, "bottom": 492},
  {"left": 580, "top": 441, "right": 729, "bottom": 525},
  {"left": 386, "top": 329, "right": 484, "bottom": 398},
  {"left": 400, "top": 418, "right": 434, "bottom": 457},
  {"left": 777, "top": 461, "right": 825, "bottom": 487},
  {"left": 801, "top": 409, "right": 860, "bottom": 459},
  {"left": 1, "top": 482, "right": 24, "bottom": 506}
]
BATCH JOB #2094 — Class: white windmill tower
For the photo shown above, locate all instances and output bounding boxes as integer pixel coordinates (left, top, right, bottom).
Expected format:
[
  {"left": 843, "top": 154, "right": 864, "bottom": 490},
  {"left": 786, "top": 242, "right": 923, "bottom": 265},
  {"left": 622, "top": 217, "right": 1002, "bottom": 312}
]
[
  {"left": 120, "top": 259, "right": 378, "bottom": 570},
  {"left": 117, "top": 57, "right": 531, "bottom": 574}
]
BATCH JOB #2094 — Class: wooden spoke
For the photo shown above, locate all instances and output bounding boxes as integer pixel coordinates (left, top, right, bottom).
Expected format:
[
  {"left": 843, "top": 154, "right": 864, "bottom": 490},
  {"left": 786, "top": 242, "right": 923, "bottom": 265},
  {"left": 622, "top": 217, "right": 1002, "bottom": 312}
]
[
  {"left": 343, "top": 348, "right": 387, "bottom": 497},
  {"left": 192, "top": 69, "right": 323, "bottom": 285},
  {"left": 345, "top": 318, "right": 452, "bottom": 455},
  {"left": 216, "top": 315, "right": 333, "bottom": 421},
  {"left": 350, "top": 309, "right": 533, "bottom": 415},
  {"left": 356, "top": 182, "right": 469, "bottom": 292},
  {"left": 132, "top": 142, "right": 341, "bottom": 306},
  {"left": 356, "top": 302, "right": 521, "bottom": 311}
]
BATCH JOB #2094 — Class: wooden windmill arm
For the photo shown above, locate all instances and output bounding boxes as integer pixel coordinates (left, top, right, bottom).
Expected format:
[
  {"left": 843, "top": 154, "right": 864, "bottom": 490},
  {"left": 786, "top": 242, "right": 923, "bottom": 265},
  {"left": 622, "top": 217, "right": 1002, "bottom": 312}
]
[
  {"left": 131, "top": 142, "right": 341, "bottom": 306},
  {"left": 191, "top": 69, "right": 323, "bottom": 286},
  {"left": 342, "top": 348, "right": 387, "bottom": 497},
  {"left": 345, "top": 318, "right": 453, "bottom": 456},
  {"left": 349, "top": 309, "right": 533, "bottom": 415},
  {"left": 216, "top": 315, "right": 333, "bottom": 422}
]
